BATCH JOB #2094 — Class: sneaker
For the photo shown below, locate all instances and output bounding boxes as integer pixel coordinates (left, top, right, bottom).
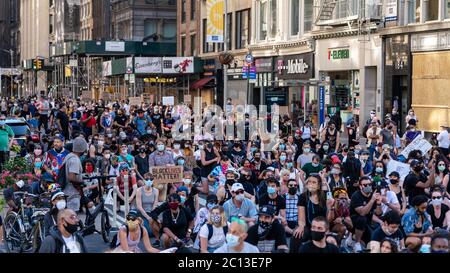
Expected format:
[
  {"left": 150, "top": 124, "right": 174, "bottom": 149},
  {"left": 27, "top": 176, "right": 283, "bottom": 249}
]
[{"left": 353, "top": 242, "right": 363, "bottom": 253}]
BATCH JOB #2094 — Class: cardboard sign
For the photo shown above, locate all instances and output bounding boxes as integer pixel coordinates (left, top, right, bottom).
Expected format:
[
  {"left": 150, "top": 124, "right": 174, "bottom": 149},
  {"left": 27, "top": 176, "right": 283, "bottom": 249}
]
[
  {"left": 128, "top": 96, "right": 142, "bottom": 106},
  {"left": 150, "top": 166, "right": 183, "bottom": 184},
  {"left": 400, "top": 135, "right": 432, "bottom": 158},
  {"left": 279, "top": 106, "right": 289, "bottom": 117},
  {"left": 184, "top": 95, "right": 192, "bottom": 103},
  {"left": 386, "top": 160, "right": 411, "bottom": 181},
  {"left": 162, "top": 96, "right": 175, "bottom": 106}
]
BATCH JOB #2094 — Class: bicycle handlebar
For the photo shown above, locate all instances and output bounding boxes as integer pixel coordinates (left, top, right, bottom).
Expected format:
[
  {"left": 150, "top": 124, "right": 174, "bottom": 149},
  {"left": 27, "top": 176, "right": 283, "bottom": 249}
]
[{"left": 13, "top": 191, "right": 39, "bottom": 199}]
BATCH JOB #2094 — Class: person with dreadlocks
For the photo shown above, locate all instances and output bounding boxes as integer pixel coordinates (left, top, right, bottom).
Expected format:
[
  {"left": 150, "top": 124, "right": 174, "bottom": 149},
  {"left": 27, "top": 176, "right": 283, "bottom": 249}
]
[{"left": 328, "top": 188, "right": 353, "bottom": 242}]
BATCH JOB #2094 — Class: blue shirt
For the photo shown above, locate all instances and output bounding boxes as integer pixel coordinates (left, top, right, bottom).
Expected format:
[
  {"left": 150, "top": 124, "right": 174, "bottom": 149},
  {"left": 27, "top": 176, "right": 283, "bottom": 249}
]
[
  {"left": 223, "top": 198, "right": 258, "bottom": 222},
  {"left": 401, "top": 208, "right": 432, "bottom": 235},
  {"left": 133, "top": 115, "right": 152, "bottom": 135}
]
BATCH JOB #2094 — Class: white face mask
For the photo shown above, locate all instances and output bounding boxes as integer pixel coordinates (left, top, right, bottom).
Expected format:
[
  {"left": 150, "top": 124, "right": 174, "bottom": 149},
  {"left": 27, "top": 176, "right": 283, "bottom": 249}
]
[
  {"left": 235, "top": 193, "right": 245, "bottom": 201},
  {"left": 431, "top": 198, "right": 443, "bottom": 206},
  {"left": 16, "top": 180, "right": 25, "bottom": 188},
  {"left": 183, "top": 178, "right": 191, "bottom": 185},
  {"left": 173, "top": 144, "right": 181, "bottom": 150},
  {"left": 56, "top": 200, "right": 66, "bottom": 210}
]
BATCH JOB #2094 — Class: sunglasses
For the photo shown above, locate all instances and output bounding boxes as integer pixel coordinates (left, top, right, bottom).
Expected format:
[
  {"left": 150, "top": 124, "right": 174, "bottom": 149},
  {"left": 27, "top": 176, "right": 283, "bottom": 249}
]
[
  {"left": 234, "top": 190, "right": 245, "bottom": 194},
  {"left": 432, "top": 196, "right": 442, "bottom": 200},
  {"left": 126, "top": 216, "right": 137, "bottom": 221},
  {"left": 362, "top": 183, "right": 372, "bottom": 187},
  {"left": 288, "top": 185, "right": 297, "bottom": 188}
]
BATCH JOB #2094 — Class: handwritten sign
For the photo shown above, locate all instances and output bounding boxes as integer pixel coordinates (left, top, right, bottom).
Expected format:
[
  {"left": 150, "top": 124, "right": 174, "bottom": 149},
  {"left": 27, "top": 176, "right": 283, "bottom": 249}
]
[
  {"left": 386, "top": 160, "right": 411, "bottom": 181},
  {"left": 400, "top": 135, "right": 432, "bottom": 158},
  {"left": 162, "top": 96, "right": 175, "bottom": 106},
  {"left": 128, "top": 97, "right": 142, "bottom": 106},
  {"left": 150, "top": 166, "right": 183, "bottom": 184}
]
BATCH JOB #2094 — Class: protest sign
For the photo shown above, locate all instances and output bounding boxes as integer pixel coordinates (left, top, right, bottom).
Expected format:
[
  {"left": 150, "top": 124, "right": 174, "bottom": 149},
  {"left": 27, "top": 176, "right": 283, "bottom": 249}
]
[
  {"left": 162, "top": 96, "right": 175, "bottom": 106},
  {"left": 386, "top": 160, "right": 411, "bottom": 181},
  {"left": 150, "top": 166, "right": 183, "bottom": 184},
  {"left": 128, "top": 97, "right": 142, "bottom": 106},
  {"left": 400, "top": 135, "right": 432, "bottom": 158}
]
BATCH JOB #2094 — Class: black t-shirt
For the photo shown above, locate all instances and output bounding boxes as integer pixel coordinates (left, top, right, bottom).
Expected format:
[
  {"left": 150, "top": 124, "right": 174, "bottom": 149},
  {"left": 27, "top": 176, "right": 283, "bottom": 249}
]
[
  {"left": 297, "top": 193, "right": 327, "bottom": 228},
  {"left": 404, "top": 172, "right": 426, "bottom": 204},
  {"left": 245, "top": 221, "right": 287, "bottom": 253},
  {"left": 350, "top": 190, "right": 376, "bottom": 219},
  {"left": 114, "top": 115, "right": 128, "bottom": 127},
  {"left": 259, "top": 193, "right": 286, "bottom": 216},
  {"left": 371, "top": 226, "right": 404, "bottom": 245},
  {"left": 162, "top": 207, "right": 193, "bottom": 239},
  {"left": 56, "top": 111, "right": 69, "bottom": 128},
  {"left": 20, "top": 110, "right": 30, "bottom": 118},
  {"left": 241, "top": 181, "right": 256, "bottom": 197},
  {"left": 299, "top": 241, "right": 340, "bottom": 253},
  {"left": 427, "top": 204, "right": 450, "bottom": 228},
  {"left": 151, "top": 114, "right": 162, "bottom": 127},
  {"left": 134, "top": 155, "right": 149, "bottom": 177},
  {"left": 227, "top": 148, "right": 246, "bottom": 164}
]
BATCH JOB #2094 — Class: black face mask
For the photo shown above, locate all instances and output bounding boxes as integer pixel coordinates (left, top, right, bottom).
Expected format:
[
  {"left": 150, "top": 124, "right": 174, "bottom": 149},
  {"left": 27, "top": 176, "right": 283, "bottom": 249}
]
[
  {"left": 226, "top": 179, "right": 235, "bottom": 187},
  {"left": 414, "top": 166, "right": 424, "bottom": 173},
  {"left": 390, "top": 179, "right": 398, "bottom": 184},
  {"left": 258, "top": 221, "right": 272, "bottom": 230},
  {"left": 288, "top": 187, "right": 298, "bottom": 195},
  {"left": 310, "top": 230, "right": 326, "bottom": 241},
  {"left": 64, "top": 221, "right": 79, "bottom": 234}
]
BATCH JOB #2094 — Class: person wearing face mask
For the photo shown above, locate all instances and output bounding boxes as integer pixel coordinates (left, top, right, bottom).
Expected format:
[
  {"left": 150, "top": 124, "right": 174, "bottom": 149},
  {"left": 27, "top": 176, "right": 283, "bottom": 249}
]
[
  {"left": 301, "top": 155, "right": 324, "bottom": 182},
  {"left": 223, "top": 183, "right": 258, "bottom": 225},
  {"left": 97, "top": 147, "right": 112, "bottom": 177},
  {"left": 258, "top": 179, "right": 287, "bottom": 227},
  {"left": 299, "top": 217, "right": 339, "bottom": 253},
  {"left": 81, "top": 160, "right": 100, "bottom": 215},
  {"left": 387, "top": 172, "right": 407, "bottom": 216},
  {"left": 328, "top": 188, "right": 353, "bottom": 244},
  {"left": 42, "top": 134, "right": 70, "bottom": 179},
  {"left": 327, "top": 163, "right": 346, "bottom": 192},
  {"left": 134, "top": 146, "right": 149, "bottom": 185},
  {"left": 245, "top": 205, "right": 288, "bottom": 253},
  {"left": 112, "top": 210, "right": 160, "bottom": 253},
  {"left": 192, "top": 194, "right": 218, "bottom": 244},
  {"left": 43, "top": 190, "right": 67, "bottom": 236},
  {"left": 321, "top": 122, "right": 340, "bottom": 153},
  {"left": 296, "top": 141, "right": 314, "bottom": 169},
  {"left": 117, "top": 144, "right": 135, "bottom": 169},
  {"left": 402, "top": 119, "right": 422, "bottom": 147},
  {"left": 430, "top": 233, "right": 449, "bottom": 253},
  {"left": 369, "top": 210, "right": 404, "bottom": 252},
  {"left": 284, "top": 180, "right": 300, "bottom": 237},
  {"left": 319, "top": 115, "right": 331, "bottom": 140},
  {"left": 132, "top": 109, "right": 152, "bottom": 136},
  {"left": 113, "top": 109, "right": 128, "bottom": 129},
  {"left": 171, "top": 141, "right": 184, "bottom": 160},
  {"left": 39, "top": 209, "right": 87, "bottom": 253},
  {"left": 161, "top": 194, "right": 194, "bottom": 249},
  {"left": 214, "top": 219, "right": 259, "bottom": 253},
  {"left": 426, "top": 187, "right": 450, "bottom": 230},
  {"left": 401, "top": 195, "right": 434, "bottom": 252},
  {"left": 198, "top": 206, "right": 228, "bottom": 253},
  {"left": 135, "top": 173, "right": 160, "bottom": 246},
  {"left": 3, "top": 179, "right": 33, "bottom": 212},
  {"left": 404, "top": 159, "right": 435, "bottom": 206},
  {"left": 349, "top": 176, "right": 383, "bottom": 252},
  {"left": 99, "top": 107, "right": 113, "bottom": 134}
]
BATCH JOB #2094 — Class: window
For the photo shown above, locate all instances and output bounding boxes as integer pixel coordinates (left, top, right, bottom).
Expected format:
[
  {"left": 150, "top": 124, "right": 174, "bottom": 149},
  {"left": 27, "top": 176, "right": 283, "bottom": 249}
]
[
  {"left": 219, "top": 13, "right": 232, "bottom": 51},
  {"left": 259, "top": 0, "right": 277, "bottom": 40},
  {"left": 259, "top": 0, "right": 268, "bottom": 40},
  {"left": 291, "top": 0, "right": 300, "bottom": 36},
  {"left": 191, "top": 0, "right": 196, "bottom": 20},
  {"left": 447, "top": 0, "right": 450, "bottom": 19},
  {"left": 304, "top": 0, "right": 313, "bottom": 32},
  {"left": 191, "top": 34, "right": 196, "bottom": 56},
  {"left": 236, "top": 9, "right": 250, "bottom": 49},
  {"left": 182, "top": 0, "right": 187, "bottom": 23},
  {"left": 408, "top": 0, "right": 421, "bottom": 23},
  {"left": 144, "top": 19, "right": 158, "bottom": 37},
  {"left": 181, "top": 36, "right": 186, "bottom": 56},
  {"left": 426, "top": 0, "right": 439, "bottom": 21},
  {"left": 203, "top": 19, "right": 215, "bottom": 53},
  {"left": 163, "top": 20, "right": 176, "bottom": 42}
]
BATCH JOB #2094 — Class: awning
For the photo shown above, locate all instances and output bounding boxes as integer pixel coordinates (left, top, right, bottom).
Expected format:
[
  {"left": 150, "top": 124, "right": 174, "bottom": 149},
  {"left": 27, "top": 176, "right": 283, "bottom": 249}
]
[{"left": 190, "top": 77, "right": 214, "bottom": 90}]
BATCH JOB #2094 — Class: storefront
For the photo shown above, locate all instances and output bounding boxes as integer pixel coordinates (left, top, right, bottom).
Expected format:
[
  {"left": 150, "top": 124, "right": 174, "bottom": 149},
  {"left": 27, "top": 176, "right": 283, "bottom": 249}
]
[
  {"left": 410, "top": 31, "right": 450, "bottom": 132},
  {"left": 254, "top": 57, "right": 274, "bottom": 107},
  {"left": 315, "top": 36, "right": 382, "bottom": 128},
  {"left": 383, "top": 34, "right": 411, "bottom": 131},
  {"left": 275, "top": 53, "right": 315, "bottom": 125}
]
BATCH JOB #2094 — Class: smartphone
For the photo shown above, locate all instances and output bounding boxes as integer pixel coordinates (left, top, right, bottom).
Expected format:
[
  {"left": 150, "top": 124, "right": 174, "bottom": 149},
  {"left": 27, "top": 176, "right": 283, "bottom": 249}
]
[{"left": 327, "top": 191, "right": 333, "bottom": 200}]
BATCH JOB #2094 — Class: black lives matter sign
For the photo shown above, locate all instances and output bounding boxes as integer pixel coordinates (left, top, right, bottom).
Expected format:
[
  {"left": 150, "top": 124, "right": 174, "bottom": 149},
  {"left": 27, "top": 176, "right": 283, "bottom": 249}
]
[{"left": 150, "top": 166, "right": 184, "bottom": 184}]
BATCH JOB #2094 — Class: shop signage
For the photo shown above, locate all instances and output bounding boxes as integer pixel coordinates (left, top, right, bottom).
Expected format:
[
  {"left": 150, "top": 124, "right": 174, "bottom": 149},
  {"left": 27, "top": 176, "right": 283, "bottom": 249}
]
[
  {"left": 162, "top": 57, "right": 194, "bottom": 74},
  {"left": 242, "top": 66, "right": 256, "bottom": 79},
  {"left": 135, "top": 57, "right": 162, "bottom": 74},
  {"left": 385, "top": 0, "right": 398, "bottom": 22},
  {"left": 276, "top": 53, "right": 313, "bottom": 80},
  {"left": 105, "top": 41, "right": 125, "bottom": 52},
  {"left": 255, "top": 58, "right": 273, "bottom": 72},
  {"left": 328, "top": 48, "right": 350, "bottom": 60},
  {"left": 144, "top": 77, "right": 177, "bottom": 83}
]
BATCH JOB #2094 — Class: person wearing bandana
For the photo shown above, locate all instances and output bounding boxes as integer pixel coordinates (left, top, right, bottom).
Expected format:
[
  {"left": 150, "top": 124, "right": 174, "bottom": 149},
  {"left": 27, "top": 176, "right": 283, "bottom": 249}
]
[{"left": 245, "top": 205, "right": 288, "bottom": 253}]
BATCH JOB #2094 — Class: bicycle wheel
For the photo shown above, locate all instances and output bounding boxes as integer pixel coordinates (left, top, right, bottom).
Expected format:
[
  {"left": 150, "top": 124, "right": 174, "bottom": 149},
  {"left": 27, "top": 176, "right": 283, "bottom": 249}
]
[
  {"left": 101, "top": 210, "right": 111, "bottom": 243},
  {"left": 3, "top": 213, "right": 21, "bottom": 253}
]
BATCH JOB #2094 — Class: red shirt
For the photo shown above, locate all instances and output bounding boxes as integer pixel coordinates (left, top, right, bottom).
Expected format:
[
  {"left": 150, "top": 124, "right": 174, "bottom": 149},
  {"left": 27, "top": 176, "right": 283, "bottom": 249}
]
[
  {"left": 82, "top": 113, "right": 96, "bottom": 127},
  {"left": 117, "top": 175, "right": 137, "bottom": 194}
]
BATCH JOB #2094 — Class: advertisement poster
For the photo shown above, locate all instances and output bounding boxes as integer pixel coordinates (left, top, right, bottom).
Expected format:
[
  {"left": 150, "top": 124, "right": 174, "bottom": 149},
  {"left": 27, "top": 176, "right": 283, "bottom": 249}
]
[{"left": 206, "top": 0, "right": 224, "bottom": 43}]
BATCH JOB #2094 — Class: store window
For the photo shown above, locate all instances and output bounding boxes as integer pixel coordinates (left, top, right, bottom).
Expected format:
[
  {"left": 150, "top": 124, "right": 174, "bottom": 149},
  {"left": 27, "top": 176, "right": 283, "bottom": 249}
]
[
  {"left": 218, "top": 13, "right": 232, "bottom": 51},
  {"left": 291, "top": 0, "right": 300, "bottom": 36},
  {"left": 163, "top": 20, "right": 176, "bottom": 42},
  {"left": 181, "top": 36, "right": 186, "bottom": 56},
  {"left": 191, "top": 34, "right": 196, "bottom": 56},
  {"left": 144, "top": 19, "right": 158, "bottom": 37}
]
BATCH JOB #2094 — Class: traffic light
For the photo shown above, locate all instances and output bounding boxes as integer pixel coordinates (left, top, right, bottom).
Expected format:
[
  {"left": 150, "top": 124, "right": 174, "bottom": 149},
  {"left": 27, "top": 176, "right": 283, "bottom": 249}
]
[{"left": 33, "top": 59, "right": 43, "bottom": 70}]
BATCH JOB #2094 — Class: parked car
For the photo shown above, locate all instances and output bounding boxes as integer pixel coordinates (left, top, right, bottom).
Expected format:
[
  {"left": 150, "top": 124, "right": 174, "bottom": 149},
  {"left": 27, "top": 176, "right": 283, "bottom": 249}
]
[{"left": 5, "top": 118, "right": 31, "bottom": 152}]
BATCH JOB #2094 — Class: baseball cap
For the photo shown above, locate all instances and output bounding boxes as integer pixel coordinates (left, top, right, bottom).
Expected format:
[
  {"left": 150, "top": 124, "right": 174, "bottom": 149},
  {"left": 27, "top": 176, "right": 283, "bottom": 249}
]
[
  {"left": 231, "top": 183, "right": 244, "bottom": 192},
  {"left": 331, "top": 155, "right": 341, "bottom": 164},
  {"left": 51, "top": 190, "right": 65, "bottom": 201},
  {"left": 258, "top": 205, "right": 275, "bottom": 217},
  {"left": 389, "top": 171, "right": 400, "bottom": 178},
  {"left": 410, "top": 159, "right": 421, "bottom": 167}
]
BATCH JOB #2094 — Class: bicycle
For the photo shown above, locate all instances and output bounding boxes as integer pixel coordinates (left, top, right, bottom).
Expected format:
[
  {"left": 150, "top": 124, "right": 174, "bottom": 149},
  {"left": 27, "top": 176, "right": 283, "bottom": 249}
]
[
  {"left": 79, "top": 175, "right": 117, "bottom": 243},
  {"left": 2, "top": 191, "right": 50, "bottom": 253}
]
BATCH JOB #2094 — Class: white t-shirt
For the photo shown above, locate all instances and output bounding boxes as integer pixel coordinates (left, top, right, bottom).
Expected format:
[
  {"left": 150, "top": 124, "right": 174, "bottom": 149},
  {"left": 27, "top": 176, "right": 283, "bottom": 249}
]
[
  {"left": 381, "top": 190, "right": 400, "bottom": 215},
  {"left": 199, "top": 224, "right": 226, "bottom": 249},
  {"left": 437, "top": 130, "right": 449, "bottom": 149},
  {"left": 194, "top": 149, "right": 202, "bottom": 161},
  {"left": 62, "top": 235, "right": 81, "bottom": 253}
]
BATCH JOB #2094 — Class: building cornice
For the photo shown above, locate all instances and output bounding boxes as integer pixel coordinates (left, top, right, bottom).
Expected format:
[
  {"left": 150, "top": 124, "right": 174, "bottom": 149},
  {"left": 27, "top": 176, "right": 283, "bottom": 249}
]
[
  {"left": 311, "top": 28, "right": 361, "bottom": 40},
  {"left": 379, "top": 21, "right": 450, "bottom": 37}
]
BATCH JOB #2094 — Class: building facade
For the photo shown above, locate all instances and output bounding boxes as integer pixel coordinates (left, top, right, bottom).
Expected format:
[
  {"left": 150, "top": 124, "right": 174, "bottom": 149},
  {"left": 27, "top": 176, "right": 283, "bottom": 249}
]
[{"left": 381, "top": 0, "right": 450, "bottom": 132}]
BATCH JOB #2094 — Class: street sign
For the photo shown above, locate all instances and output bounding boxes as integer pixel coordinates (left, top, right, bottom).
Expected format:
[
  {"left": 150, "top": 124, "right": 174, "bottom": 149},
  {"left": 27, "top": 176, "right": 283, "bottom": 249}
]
[
  {"left": 245, "top": 54, "right": 254, "bottom": 64},
  {"left": 129, "top": 74, "right": 135, "bottom": 84},
  {"left": 242, "top": 66, "right": 256, "bottom": 79}
]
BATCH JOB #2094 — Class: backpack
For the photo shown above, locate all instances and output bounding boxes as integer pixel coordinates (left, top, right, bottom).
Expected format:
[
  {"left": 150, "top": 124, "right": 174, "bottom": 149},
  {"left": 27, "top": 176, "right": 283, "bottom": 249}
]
[
  {"left": 57, "top": 162, "right": 68, "bottom": 190},
  {"left": 206, "top": 223, "right": 228, "bottom": 241},
  {"left": 109, "top": 225, "right": 143, "bottom": 249}
]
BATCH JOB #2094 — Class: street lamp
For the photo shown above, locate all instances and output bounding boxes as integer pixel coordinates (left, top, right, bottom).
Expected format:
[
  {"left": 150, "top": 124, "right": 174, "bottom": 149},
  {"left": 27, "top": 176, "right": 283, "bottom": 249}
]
[{"left": 1, "top": 49, "right": 14, "bottom": 96}]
